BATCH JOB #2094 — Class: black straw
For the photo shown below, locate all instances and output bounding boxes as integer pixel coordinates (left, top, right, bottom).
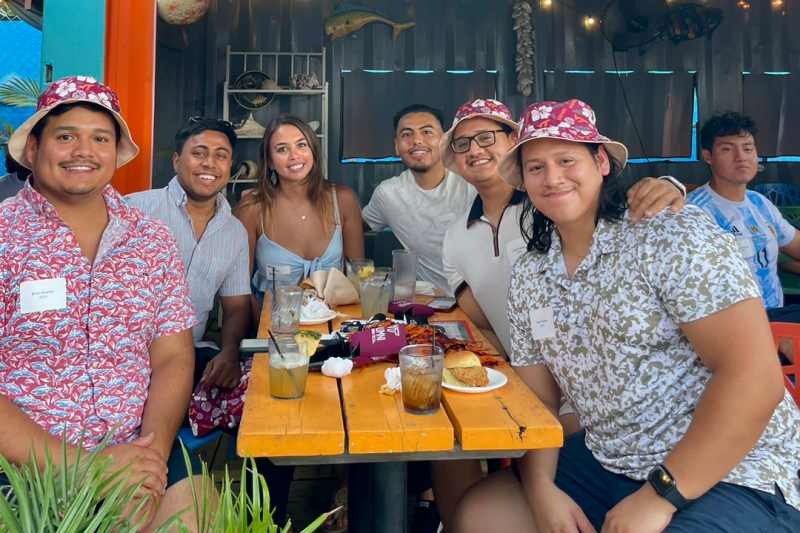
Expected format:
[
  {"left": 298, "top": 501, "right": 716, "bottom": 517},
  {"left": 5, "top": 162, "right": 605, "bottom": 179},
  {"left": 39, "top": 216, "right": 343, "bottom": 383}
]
[{"left": 268, "top": 330, "right": 285, "bottom": 360}]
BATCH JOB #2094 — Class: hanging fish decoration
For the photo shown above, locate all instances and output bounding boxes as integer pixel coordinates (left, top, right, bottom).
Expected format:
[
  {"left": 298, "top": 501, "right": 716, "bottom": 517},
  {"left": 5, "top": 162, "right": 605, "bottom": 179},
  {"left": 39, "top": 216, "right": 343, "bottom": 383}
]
[
  {"left": 639, "top": 3, "right": 724, "bottom": 55},
  {"left": 325, "top": 3, "right": 416, "bottom": 42}
]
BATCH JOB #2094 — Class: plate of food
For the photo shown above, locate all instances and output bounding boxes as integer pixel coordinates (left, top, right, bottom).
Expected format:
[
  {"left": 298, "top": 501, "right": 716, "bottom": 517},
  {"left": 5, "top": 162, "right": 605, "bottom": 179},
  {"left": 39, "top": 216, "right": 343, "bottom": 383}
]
[
  {"left": 300, "top": 310, "right": 337, "bottom": 325},
  {"left": 300, "top": 295, "right": 337, "bottom": 325},
  {"left": 441, "top": 351, "right": 508, "bottom": 393}
]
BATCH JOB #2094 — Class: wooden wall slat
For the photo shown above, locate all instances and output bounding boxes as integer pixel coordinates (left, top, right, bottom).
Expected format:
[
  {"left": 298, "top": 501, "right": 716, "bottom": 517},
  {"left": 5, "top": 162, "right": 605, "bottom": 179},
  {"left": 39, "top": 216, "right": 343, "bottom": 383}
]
[{"left": 152, "top": 0, "right": 800, "bottom": 196}]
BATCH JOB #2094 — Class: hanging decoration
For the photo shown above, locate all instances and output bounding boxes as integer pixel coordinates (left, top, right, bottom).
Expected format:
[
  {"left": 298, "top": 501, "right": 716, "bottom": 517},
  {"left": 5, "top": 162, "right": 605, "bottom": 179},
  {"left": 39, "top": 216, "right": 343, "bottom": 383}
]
[
  {"left": 512, "top": 2, "right": 535, "bottom": 97},
  {"left": 325, "top": 4, "right": 416, "bottom": 42},
  {"left": 157, "top": 0, "right": 210, "bottom": 26}
]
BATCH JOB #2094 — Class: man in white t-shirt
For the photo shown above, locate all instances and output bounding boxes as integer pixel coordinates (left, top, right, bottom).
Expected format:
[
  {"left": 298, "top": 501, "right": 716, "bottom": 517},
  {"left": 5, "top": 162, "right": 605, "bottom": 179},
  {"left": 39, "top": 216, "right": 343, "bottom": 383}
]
[
  {"left": 434, "top": 98, "right": 688, "bottom": 531},
  {"left": 688, "top": 112, "right": 800, "bottom": 362},
  {"left": 361, "top": 105, "right": 476, "bottom": 292}
]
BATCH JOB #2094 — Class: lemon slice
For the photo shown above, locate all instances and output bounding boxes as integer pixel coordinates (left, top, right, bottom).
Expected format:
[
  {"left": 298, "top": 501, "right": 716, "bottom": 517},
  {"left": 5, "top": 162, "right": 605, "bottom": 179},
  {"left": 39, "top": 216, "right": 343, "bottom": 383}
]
[{"left": 358, "top": 265, "right": 375, "bottom": 278}]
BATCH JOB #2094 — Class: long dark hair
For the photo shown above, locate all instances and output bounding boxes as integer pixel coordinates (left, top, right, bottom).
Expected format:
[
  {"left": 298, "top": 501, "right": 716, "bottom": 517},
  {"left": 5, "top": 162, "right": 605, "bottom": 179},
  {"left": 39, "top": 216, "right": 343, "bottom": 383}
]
[
  {"left": 519, "top": 143, "right": 632, "bottom": 254},
  {"left": 236, "top": 114, "right": 333, "bottom": 232}
]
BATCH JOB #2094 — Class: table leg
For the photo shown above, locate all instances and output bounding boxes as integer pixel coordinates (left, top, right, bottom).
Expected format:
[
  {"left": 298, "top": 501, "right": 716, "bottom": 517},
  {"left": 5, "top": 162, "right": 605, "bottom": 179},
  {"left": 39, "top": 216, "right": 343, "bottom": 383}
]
[{"left": 349, "top": 462, "right": 408, "bottom": 533}]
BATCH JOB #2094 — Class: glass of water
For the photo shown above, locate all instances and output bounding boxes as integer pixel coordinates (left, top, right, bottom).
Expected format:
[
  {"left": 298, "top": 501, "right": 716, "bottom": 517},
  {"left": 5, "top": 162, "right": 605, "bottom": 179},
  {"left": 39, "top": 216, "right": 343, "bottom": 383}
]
[{"left": 270, "top": 286, "right": 303, "bottom": 334}]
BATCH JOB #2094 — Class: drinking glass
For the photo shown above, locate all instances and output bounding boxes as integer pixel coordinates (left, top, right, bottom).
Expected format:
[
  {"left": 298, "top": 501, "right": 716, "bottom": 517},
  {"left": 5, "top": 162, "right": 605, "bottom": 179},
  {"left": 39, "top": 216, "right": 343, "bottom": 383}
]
[
  {"left": 399, "top": 344, "right": 444, "bottom": 415},
  {"left": 346, "top": 258, "right": 374, "bottom": 296},
  {"left": 392, "top": 249, "right": 419, "bottom": 302},
  {"left": 268, "top": 337, "right": 309, "bottom": 400},
  {"left": 359, "top": 272, "right": 395, "bottom": 318},
  {"left": 270, "top": 286, "right": 303, "bottom": 334}
]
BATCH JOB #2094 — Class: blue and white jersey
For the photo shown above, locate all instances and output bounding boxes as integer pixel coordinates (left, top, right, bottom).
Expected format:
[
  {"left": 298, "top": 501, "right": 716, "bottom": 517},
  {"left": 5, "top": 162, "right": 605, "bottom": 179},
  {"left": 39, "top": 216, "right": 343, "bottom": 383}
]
[{"left": 688, "top": 183, "right": 796, "bottom": 309}]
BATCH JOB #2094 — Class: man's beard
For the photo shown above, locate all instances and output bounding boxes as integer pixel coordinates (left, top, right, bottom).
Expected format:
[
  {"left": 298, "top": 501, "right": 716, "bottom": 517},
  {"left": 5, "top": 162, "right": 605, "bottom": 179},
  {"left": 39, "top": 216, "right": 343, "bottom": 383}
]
[{"left": 407, "top": 161, "right": 435, "bottom": 173}]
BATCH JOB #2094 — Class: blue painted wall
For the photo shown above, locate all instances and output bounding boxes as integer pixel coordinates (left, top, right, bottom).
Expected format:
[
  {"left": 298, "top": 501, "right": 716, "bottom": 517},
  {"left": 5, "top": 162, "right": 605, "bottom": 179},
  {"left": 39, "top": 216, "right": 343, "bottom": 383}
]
[
  {"left": 41, "top": 0, "right": 106, "bottom": 82},
  {"left": 0, "top": 19, "right": 42, "bottom": 174}
]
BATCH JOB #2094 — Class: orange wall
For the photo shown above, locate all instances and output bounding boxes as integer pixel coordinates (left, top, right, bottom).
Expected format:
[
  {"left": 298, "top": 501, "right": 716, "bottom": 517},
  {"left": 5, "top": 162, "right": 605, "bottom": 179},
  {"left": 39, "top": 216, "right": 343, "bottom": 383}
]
[{"left": 105, "top": 1, "right": 156, "bottom": 194}]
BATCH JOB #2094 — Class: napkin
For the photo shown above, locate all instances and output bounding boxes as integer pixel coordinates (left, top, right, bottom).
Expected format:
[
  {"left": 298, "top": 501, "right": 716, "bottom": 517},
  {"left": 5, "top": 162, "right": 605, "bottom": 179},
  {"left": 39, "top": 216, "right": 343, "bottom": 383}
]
[
  {"left": 302, "top": 294, "right": 334, "bottom": 321},
  {"left": 188, "top": 358, "right": 253, "bottom": 437},
  {"left": 379, "top": 366, "right": 402, "bottom": 395},
  {"left": 415, "top": 281, "right": 436, "bottom": 296},
  {"left": 321, "top": 357, "right": 353, "bottom": 378},
  {"left": 302, "top": 267, "right": 359, "bottom": 307}
]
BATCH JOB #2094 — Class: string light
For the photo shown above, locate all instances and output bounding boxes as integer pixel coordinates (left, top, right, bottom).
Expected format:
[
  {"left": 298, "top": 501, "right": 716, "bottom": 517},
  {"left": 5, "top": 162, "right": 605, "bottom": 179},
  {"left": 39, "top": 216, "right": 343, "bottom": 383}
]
[
  {"left": 585, "top": 16, "right": 596, "bottom": 26},
  {"left": 542, "top": 0, "right": 553, "bottom": 6}
]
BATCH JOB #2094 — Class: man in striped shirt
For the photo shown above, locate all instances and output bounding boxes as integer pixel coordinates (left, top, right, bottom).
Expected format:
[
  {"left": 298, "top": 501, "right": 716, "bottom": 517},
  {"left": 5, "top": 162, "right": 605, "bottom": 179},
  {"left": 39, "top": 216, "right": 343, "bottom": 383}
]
[{"left": 127, "top": 117, "right": 252, "bottom": 391}]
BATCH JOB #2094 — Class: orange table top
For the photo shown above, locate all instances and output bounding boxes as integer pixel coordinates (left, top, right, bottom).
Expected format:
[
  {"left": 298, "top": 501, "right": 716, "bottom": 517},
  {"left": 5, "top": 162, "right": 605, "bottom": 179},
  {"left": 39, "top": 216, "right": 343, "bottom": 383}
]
[{"left": 237, "top": 296, "right": 563, "bottom": 461}]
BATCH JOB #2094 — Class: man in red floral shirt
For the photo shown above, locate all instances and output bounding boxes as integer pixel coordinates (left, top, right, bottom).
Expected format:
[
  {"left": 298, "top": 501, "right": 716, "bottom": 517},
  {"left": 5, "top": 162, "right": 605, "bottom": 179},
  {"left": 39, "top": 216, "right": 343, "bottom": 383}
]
[{"left": 0, "top": 76, "right": 202, "bottom": 531}]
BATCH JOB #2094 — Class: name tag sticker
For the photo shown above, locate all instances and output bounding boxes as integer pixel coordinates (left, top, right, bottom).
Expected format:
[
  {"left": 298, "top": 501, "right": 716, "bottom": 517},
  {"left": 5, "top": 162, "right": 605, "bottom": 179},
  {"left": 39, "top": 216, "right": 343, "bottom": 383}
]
[
  {"left": 736, "top": 238, "right": 755, "bottom": 258},
  {"left": 20, "top": 278, "right": 67, "bottom": 314},
  {"left": 528, "top": 307, "right": 555, "bottom": 340},
  {"left": 507, "top": 238, "right": 528, "bottom": 266},
  {"left": 433, "top": 213, "right": 457, "bottom": 235},
  {"left": 265, "top": 264, "right": 292, "bottom": 277}
]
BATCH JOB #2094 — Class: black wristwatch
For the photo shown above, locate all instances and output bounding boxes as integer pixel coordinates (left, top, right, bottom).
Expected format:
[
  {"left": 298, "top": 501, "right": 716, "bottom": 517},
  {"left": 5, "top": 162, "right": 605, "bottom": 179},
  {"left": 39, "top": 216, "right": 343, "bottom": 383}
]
[{"left": 647, "top": 464, "right": 690, "bottom": 511}]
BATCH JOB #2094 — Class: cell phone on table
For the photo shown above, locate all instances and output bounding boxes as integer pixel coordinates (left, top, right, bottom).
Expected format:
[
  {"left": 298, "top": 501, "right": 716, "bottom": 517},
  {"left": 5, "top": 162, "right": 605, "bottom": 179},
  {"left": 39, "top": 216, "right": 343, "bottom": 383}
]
[{"left": 427, "top": 297, "right": 457, "bottom": 312}]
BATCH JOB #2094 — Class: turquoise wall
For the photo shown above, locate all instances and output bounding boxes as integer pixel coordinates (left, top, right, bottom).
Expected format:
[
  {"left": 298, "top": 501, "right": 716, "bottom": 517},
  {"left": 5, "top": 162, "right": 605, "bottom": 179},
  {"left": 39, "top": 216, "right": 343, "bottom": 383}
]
[{"left": 41, "top": 0, "right": 106, "bottom": 82}]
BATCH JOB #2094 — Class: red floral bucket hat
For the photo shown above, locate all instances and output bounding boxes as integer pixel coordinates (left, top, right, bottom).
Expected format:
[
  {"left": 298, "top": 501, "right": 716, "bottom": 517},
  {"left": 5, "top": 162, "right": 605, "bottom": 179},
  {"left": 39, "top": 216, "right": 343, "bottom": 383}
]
[
  {"left": 498, "top": 99, "right": 628, "bottom": 191},
  {"left": 8, "top": 75, "right": 139, "bottom": 170},
  {"left": 439, "top": 99, "right": 518, "bottom": 174}
]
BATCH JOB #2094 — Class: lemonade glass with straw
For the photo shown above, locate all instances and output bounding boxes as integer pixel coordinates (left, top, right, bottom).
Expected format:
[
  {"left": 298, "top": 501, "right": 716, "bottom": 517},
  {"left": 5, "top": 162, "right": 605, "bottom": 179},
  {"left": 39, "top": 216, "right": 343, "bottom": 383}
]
[
  {"left": 346, "top": 259, "right": 374, "bottom": 296},
  {"left": 359, "top": 272, "right": 395, "bottom": 318},
  {"left": 268, "top": 335, "right": 309, "bottom": 400}
]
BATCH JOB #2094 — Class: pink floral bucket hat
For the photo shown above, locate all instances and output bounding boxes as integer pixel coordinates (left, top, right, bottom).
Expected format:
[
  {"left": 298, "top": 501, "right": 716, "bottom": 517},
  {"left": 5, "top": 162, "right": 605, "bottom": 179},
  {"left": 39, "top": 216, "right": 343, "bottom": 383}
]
[
  {"left": 8, "top": 75, "right": 139, "bottom": 170},
  {"left": 498, "top": 99, "right": 628, "bottom": 191},
  {"left": 439, "top": 99, "right": 518, "bottom": 174}
]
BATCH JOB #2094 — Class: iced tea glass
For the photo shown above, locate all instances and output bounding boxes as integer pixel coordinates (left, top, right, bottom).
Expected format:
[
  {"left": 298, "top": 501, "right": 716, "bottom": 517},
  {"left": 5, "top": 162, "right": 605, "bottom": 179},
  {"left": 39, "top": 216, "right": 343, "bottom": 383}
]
[
  {"left": 268, "top": 337, "right": 309, "bottom": 400},
  {"left": 399, "top": 344, "right": 444, "bottom": 415}
]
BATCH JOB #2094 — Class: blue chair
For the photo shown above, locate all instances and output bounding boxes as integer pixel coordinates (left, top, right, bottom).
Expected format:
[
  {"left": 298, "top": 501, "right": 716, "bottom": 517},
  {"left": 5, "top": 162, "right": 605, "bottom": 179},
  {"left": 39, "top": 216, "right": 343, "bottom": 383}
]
[
  {"left": 754, "top": 183, "right": 800, "bottom": 207},
  {"left": 177, "top": 427, "right": 237, "bottom": 466}
]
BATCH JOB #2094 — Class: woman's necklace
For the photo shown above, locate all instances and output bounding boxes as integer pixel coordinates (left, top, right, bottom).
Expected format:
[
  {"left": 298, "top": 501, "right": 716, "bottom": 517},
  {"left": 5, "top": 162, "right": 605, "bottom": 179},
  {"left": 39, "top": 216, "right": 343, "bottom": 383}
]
[{"left": 282, "top": 195, "right": 307, "bottom": 220}]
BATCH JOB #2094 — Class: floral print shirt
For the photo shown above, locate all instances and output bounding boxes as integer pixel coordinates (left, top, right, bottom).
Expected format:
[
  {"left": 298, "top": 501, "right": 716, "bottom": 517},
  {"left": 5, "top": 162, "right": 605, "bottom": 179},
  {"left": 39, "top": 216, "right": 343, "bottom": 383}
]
[
  {"left": 509, "top": 206, "right": 800, "bottom": 510},
  {"left": 0, "top": 183, "right": 197, "bottom": 449}
]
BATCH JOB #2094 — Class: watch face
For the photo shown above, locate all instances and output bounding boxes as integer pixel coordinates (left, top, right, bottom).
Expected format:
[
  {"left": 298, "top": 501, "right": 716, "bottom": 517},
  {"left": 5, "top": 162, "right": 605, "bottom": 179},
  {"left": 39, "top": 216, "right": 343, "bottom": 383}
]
[{"left": 648, "top": 466, "right": 675, "bottom": 496}]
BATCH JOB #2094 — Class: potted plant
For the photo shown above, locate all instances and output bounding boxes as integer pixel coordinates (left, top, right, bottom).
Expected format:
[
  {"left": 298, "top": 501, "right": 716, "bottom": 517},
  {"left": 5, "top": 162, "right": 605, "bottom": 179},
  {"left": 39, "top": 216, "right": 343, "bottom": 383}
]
[{"left": 0, "top": 435, "right": 329, "bottom": 532}]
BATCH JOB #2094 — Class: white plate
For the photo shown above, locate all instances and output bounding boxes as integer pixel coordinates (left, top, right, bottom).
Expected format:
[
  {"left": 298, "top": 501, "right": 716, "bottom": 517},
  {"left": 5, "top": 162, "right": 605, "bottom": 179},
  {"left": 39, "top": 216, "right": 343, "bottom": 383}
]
[
  {"left": 442, "top": 367, "right": 508, "bottom": 394},
  {"left": 300, "top": 310, "right": 338, "bottom": 325}
]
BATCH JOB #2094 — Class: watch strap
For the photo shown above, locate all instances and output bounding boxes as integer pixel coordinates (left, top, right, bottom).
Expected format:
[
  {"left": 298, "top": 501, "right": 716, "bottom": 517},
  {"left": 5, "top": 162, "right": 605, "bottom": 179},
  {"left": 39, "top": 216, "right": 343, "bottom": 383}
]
[
  {"left": 661, "top": 482, "right": 690, "bottom": 511},
  {"left": 649, "top": 465, "right": 690, "bottom": 511},
  {"left": 658, "top": 175, "right": 687, "bottom": 198}
]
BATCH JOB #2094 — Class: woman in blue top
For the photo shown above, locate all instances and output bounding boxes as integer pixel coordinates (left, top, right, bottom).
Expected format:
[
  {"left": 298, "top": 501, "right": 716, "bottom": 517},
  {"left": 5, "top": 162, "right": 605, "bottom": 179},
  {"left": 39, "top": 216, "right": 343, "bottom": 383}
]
[{"left": 235, "top": 114, "right": 364, "bottom": 316}]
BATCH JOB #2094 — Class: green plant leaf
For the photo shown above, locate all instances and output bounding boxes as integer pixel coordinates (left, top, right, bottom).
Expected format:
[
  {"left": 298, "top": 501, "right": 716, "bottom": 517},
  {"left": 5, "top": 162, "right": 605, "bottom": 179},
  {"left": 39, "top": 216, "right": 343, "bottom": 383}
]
[{"left": 0, "top": 76, "right": 42, "bottom": 107}]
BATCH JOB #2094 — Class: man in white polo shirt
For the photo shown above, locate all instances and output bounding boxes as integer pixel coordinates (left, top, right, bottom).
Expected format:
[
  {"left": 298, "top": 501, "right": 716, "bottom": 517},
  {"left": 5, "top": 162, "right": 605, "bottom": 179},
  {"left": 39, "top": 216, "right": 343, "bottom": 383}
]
[
  {"left": 362, "top": 105, "right": 476, "bottom": 293},
  {"left": 434, "top": 98, "right": 687, "bottom": 531}
]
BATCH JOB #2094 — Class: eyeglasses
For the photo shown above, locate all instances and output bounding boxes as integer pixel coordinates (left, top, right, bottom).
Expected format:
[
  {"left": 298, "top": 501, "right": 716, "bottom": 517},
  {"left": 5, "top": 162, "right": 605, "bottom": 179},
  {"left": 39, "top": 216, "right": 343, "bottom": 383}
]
[
  {"left": 189, "top": 116, "right": 234, "bottom": 129},
  {"left": 451, "top": 129, "right": 506, "bottom": 153}
]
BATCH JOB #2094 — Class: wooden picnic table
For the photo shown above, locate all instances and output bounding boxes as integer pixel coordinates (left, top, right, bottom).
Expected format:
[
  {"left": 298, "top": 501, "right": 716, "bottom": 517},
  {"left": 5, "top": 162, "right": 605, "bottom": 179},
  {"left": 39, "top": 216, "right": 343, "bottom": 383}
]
[{"left": 238, "top": 295, "right": 562, "bottom": 532}]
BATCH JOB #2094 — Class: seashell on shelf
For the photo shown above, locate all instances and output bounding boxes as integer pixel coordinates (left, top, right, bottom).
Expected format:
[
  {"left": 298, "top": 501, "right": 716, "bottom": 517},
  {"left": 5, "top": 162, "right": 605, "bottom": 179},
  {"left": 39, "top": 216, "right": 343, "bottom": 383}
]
[{"left": 234, "top": 113, "right": 266, "bottom": 137}]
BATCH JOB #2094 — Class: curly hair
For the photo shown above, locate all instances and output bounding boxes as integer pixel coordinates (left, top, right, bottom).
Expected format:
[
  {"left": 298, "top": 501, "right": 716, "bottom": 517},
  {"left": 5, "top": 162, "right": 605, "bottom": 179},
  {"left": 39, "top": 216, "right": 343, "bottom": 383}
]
[
  {"left": 700, "top": 112, "right": 758, "bottom": 152},
  {"left": 518, "top": 143, "right": 633, "bottom": 254}
]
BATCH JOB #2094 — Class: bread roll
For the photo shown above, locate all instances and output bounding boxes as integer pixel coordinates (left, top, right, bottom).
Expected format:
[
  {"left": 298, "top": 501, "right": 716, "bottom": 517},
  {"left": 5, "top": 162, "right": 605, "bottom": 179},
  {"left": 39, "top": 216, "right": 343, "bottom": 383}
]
[{"left": 443, "top": 351, "right": 489, "bottom": 387}]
